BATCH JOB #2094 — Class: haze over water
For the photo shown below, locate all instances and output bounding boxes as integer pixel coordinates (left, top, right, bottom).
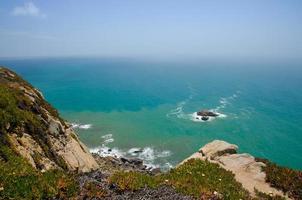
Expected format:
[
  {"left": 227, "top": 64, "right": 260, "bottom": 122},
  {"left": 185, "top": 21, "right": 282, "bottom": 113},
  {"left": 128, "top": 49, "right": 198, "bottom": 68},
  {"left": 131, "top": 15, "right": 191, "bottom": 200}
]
[{"left": 2, "top": 58, "right": 302, "bottom": 170}]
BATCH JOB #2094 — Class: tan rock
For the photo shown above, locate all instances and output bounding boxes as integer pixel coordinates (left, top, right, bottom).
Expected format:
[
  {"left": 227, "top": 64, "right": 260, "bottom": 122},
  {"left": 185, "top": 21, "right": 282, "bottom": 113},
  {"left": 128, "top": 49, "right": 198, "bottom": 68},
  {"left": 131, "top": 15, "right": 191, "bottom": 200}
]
[
  {"left": 179, "top": 140, "right": 290, "bottom": 199},
  {"left": 199, "top": 140, "right": 238, "bottom": 159}
]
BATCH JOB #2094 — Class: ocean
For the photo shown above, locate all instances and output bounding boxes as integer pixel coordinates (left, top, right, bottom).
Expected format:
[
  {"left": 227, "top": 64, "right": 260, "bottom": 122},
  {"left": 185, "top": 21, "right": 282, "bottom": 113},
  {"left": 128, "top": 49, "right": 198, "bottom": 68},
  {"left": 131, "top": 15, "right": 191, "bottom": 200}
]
[{"left": 1, "top": 57, "right": 302, "bottom": 170}]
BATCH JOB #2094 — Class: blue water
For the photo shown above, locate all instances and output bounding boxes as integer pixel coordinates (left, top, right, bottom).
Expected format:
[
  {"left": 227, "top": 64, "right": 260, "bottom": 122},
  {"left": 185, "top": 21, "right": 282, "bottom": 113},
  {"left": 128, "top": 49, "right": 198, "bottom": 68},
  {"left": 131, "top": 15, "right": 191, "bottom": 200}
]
[{"left": 1, "top": 57, "right": 302, "bottom": 169}]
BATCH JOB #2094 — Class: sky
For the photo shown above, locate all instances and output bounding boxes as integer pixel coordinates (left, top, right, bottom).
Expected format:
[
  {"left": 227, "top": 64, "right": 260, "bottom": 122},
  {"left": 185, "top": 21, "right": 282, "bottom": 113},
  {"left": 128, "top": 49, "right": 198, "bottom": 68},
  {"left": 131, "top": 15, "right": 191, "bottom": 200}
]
[{"left": 0, "top": 0, "right": 302, "bottom": 61}]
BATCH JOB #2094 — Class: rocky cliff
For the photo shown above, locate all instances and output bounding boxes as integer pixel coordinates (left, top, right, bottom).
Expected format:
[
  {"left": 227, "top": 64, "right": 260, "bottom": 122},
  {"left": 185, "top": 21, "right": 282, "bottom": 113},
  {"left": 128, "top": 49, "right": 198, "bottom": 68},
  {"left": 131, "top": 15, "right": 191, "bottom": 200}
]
[{"left": 0, "top": 67, "right": 98, "bottom": 172}]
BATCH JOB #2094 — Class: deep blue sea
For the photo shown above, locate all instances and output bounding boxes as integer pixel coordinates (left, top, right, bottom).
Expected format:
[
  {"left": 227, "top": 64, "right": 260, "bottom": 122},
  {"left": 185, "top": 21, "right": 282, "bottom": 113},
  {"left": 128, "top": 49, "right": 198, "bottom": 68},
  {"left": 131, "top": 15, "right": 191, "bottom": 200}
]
[{"left": 1, "top": 57, "right": 302, "bottom": 170}]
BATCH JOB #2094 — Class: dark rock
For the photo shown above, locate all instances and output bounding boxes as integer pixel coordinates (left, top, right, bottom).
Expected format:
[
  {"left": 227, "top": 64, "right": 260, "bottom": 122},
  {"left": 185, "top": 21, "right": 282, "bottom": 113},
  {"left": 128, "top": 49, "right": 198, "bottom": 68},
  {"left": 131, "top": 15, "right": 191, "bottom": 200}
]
[
  {"left": 109, "top": 183, "right": 118, "bottom": 190},
  {"left": 197, "top": 110, "right": 219, "bottom": 117},
  {"left": 201, "top": 116, "right": 209, "bottom": 121},
  {"left": 133, "top": 150, "right": 143, "bottom": 154},
  {"left": 151, "top": 168, "right": 162, "bottom": 175},
  {"left": 120, "top": 157, "right": 129, "bottom": 163},
  {"left": 17, "top": 101, "right": 27, "bottom": 110},
  {"left": 31, "top": 103, "right": 42, "bottom": 114},
  {"left": 128, "top": 158, "right": 143, "bottom": 166}
]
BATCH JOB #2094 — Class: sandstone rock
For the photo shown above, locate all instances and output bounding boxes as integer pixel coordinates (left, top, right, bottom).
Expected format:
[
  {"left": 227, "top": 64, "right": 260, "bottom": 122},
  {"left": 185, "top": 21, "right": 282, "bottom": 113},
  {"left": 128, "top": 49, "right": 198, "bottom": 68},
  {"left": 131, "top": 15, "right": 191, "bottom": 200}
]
[
  {"left": 199, "top": 140, "right": 238, "bottom": 159},
  {"left": 179, "top": 140, "right": 289, "bottom": 198}
]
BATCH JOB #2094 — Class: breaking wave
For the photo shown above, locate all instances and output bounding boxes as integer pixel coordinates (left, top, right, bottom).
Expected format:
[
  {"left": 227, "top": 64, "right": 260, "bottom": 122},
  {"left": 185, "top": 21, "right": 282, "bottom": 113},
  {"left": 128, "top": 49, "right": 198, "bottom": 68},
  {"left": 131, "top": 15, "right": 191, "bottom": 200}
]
[{"left": 90, "top": 134, "right": 172, "bottom": 170}]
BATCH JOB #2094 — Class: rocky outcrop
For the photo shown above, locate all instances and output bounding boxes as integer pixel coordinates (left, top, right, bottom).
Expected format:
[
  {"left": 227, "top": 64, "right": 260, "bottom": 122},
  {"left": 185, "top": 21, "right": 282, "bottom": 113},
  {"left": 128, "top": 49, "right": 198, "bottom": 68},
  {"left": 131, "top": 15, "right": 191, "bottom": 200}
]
[
  {"left": 0, "top": 67, "right": 98, "bottom": 172},
  {"left": 179, "top": 140, "right": 290, "bottom": 198},
  {"left": 197, "top": 110, "right": 219, "bottom": 117}
]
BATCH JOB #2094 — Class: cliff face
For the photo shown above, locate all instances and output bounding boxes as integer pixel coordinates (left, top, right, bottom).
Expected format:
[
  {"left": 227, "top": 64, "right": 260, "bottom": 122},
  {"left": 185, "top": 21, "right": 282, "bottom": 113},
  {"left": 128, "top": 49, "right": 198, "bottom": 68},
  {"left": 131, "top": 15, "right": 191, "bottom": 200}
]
[{"left": 0, "top": 67, "right": 98, "bottom": 172}]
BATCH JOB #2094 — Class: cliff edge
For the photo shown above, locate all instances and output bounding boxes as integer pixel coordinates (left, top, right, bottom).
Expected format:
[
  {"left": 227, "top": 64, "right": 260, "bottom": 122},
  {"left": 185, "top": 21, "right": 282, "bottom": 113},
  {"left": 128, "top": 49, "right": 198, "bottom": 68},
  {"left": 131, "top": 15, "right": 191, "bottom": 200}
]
[{"left": 0, "top": 66, "right": 98, "bottom": 172}]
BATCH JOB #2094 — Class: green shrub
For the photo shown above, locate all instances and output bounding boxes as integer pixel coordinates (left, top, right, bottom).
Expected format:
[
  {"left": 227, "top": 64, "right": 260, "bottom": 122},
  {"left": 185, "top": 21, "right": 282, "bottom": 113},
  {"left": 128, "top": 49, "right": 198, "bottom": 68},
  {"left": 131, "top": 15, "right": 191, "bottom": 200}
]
[
  {"left": 0, "top": 138, "right": 78, "bottom": 199},
  {"left": 256, "top": 158, "right": 302, "bottom": 200}
]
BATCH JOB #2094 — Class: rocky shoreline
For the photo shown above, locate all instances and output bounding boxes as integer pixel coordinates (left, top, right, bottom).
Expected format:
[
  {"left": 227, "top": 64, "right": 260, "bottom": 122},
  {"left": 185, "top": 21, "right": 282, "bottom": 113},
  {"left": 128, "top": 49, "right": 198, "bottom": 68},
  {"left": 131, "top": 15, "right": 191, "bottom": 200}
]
[{"left": 84, "top": 140, "right": 292, "bottom": 199}]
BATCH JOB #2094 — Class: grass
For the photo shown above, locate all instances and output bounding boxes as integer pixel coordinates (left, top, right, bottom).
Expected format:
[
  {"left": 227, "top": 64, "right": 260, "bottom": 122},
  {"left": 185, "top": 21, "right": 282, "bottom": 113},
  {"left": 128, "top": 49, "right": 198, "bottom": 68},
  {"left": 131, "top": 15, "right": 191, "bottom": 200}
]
[
  {"left": 0, "top": 134, "right": 78, "bottom": 199},
  {"left": 0, "top": 67, "right": 79, "bottom": 199},
  {"left": 109, "top": 159, "right": 293, "bottom": 200},
  {"left": 0, "top": 68, "right": 70, "bottom": 170},
  {"left": 110, "top": 159, "right": 251, "bottom": 199},
  {"left": 256, "top": 158, "right": 302, "bottom": 200}
]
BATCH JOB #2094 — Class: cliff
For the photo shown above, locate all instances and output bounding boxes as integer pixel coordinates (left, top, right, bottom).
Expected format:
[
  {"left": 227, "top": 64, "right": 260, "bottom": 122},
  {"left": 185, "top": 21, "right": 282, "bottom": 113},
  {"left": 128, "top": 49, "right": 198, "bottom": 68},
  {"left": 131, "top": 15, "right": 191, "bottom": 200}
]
[{"left": 0, "top": 67, "right": 98, "bottom": 172}]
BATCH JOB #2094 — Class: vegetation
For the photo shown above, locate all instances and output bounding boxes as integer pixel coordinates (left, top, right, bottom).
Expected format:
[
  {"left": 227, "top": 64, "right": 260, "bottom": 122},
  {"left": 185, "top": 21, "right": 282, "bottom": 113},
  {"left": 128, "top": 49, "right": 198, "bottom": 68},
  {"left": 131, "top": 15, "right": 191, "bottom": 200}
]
[
  {"left": 0, "top": 68, "right": 69, "bottom": 170},
  {"left": 0, "top": 134, "right": 78, "bottom": 199},
  {"left": 256, "top": 158, "right": 302, "bottom": 200},
  {"left": 110, "top": 159, "right": 251, "bottom": 199},
  {"left": 80, "top": 181, "right": 108, "bottom": 199},
  {"left": 0, "top": 67, "right": 78, "bottom": 199},
  {"left": 254, "top": 190, "right": 285, "bottom": 200}
]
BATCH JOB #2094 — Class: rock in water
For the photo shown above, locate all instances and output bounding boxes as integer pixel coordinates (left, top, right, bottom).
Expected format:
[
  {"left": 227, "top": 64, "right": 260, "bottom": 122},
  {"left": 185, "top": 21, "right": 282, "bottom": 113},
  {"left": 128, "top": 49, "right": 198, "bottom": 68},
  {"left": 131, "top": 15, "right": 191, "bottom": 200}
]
[
  {"left": 201, "top": 116, "right": 209, "bottom": 121},
  {"left": 197, "top": 110, "right": 219, "bottom": 117}
]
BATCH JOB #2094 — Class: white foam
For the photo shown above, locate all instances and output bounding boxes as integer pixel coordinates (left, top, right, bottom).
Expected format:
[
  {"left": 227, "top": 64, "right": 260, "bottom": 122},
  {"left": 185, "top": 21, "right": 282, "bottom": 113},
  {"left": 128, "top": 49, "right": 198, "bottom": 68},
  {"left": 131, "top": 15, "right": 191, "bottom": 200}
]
[
  {"left": 71, "top": 123, "right": 92, "bottom": 130},
  {"left": 101, "top": 134, "right": 113, "bottom": 139},
  {"left": 138, "top": 147, "right": 155, "bottom": 161},
  {"left": 157, "top": 150, "right": 172, "bottom": 158},
  {"left": 128, "top": 148, "right": 142, "bottom": 156},
  {"left": 101, "top": 134, "right": 114, "bottom": 144},
  {"left": 191, "top": 112, "right": 215, "bottom": 122},
  {"left": 90, "top": 135, "right": 172, "bottom": 169},
  {"left": 90, "top": 146, "right": 125, "bottom": 158},
  {"left": 166, "top": 85, "right": 197, "bottom": 120}
]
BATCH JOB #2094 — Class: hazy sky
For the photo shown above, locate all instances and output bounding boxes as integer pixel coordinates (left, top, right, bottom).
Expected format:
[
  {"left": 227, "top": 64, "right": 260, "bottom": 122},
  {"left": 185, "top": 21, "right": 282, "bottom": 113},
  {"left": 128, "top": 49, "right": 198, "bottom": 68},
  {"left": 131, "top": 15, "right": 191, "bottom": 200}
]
[{"left": 0, "top": 0, "right": 302, "bottom": 61}]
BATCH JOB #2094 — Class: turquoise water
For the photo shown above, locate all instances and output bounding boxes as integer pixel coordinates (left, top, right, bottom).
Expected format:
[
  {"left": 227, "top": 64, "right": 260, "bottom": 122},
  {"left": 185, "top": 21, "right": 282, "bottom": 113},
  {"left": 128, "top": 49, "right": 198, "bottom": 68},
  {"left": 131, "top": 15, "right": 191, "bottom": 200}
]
[{"left": 1, "top": 58, "right": 302, "bottom": 169}]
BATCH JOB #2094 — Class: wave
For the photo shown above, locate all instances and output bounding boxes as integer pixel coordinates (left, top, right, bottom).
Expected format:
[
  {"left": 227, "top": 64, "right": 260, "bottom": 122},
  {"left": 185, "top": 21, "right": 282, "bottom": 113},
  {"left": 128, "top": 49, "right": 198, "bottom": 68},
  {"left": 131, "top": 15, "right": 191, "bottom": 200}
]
[
  {"left": 101, "top": 134, "right": 114, "bottom": 144},
  {"left": 212, "top": 91, "right": 239, "bottom": 112},
  {"left": 167, "top": 90, "right": 240, "bottom": 122},
  {"left": 166, "top": 84, "right": 197, "bottom": 120},
  {"left": 90, "top": 134, "right": 173, "bottom": 170},
  {"left": 71, "top": 123, "right": 92, "bottom": 130}
]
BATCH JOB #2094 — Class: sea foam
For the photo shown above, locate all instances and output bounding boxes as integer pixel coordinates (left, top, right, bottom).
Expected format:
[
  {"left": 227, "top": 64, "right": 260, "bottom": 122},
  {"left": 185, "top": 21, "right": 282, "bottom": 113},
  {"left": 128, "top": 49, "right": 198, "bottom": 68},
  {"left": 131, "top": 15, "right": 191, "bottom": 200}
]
[
  {"left": 90, "top": 134, "right": 172, "bottom": 170},
  {"left": 167, "top": 90, "right": 240, "bottom": 123},
  {"left": 71, "top": 123, "right": 92, "bottom": 130}
]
